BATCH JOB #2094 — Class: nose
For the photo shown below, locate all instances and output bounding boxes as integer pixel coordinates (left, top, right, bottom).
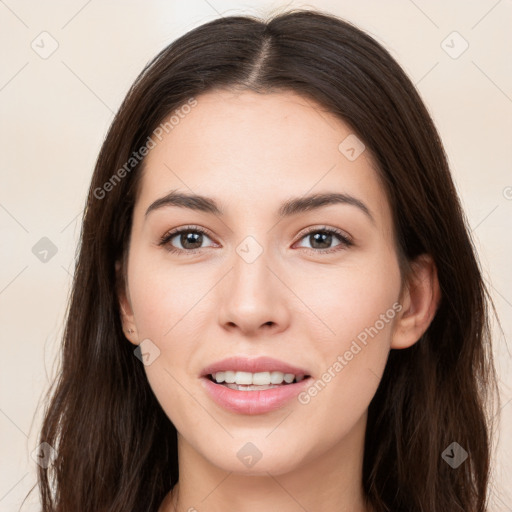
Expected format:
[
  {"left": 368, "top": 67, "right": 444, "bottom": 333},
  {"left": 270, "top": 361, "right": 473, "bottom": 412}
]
[{"left": 217, "top": 244, "right": 291, "bottom": 337}]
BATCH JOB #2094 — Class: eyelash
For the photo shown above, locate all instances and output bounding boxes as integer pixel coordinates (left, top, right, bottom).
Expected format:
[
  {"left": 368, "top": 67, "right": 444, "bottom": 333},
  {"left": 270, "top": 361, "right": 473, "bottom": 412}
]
[{"left": 158, "top": 225, "right": 353, "bottom": 256}]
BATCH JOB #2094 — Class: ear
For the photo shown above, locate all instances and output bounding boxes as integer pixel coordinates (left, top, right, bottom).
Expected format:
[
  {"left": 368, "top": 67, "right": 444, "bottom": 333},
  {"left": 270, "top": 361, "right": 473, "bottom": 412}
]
[
  {"left": 391, "top": 254, "right": 441, "bottom": 349},
  {"left": 115, "top": 260, "right": 138, "bottom": 346}
]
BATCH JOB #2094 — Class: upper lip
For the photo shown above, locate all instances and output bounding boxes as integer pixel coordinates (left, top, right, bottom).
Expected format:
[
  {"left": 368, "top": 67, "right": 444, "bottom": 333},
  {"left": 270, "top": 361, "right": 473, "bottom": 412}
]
[{"left": 201, "top": 356, "right": 311, "bottom": 377}]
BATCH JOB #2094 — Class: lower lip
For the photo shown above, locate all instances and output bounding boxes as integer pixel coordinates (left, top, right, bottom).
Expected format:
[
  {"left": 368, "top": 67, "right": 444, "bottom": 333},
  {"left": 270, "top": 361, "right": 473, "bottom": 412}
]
[{"left": 200, "top": 376, "right": 312, "bottom": 415}]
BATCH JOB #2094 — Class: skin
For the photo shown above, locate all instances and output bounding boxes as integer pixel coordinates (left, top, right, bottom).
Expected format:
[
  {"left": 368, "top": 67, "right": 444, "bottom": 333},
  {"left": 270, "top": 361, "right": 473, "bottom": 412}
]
[{"left": 117, "top": 89, "right": 441, "bottom": 512}]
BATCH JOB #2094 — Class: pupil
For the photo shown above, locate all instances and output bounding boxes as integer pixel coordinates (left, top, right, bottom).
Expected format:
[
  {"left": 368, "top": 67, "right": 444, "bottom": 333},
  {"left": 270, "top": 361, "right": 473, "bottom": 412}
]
[
  {"left": 181, "top": 232, "right": 202, "bottom": 249},
  {"left": 311, "top": 232, "right": 331, "bottom": 249}
]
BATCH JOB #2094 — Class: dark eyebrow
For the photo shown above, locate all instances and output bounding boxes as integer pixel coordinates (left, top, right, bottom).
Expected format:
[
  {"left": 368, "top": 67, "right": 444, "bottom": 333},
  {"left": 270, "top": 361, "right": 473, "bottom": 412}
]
[
  {"left": 145, "top": 190, "right": 374, "bottom": 223},
  {"left": 145, "top": 190, "right": 223, "bottom": 218},
  {"left": 278, "top": 192, "right": 374, "bottom": 223}
]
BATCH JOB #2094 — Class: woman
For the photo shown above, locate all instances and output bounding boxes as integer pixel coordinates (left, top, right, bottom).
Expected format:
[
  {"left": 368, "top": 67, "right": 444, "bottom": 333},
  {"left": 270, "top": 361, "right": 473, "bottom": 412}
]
[{"left": 31, "top": 8, "right": 498, "bottom": 512}]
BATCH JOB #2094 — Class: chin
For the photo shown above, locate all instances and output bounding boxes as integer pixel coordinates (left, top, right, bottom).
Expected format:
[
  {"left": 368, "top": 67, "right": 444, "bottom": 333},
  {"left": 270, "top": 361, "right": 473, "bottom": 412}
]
[{"left": 203, "top": 443, "right": 306, "bottom": 476}]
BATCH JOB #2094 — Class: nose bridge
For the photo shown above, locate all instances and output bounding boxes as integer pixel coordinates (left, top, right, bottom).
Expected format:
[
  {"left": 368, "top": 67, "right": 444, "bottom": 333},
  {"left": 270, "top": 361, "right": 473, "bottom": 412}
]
[
  {"left": 216, "top": 231, "right": 290, "bottom": 333},
  {"left": 230, "top": 233, "right": 273, "bottom": 302}
]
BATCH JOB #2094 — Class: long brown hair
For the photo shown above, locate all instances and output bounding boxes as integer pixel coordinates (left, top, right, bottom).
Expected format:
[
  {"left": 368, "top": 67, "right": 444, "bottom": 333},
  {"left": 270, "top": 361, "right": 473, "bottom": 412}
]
[{"left": 27, "top": 8, "right": 499, "bottom": 512}]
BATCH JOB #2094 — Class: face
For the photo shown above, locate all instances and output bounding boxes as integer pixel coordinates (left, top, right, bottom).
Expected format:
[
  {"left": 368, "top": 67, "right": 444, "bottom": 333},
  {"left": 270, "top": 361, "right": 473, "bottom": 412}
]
[{"left": 118, "top": 89, "right": 405, "bottom": 475}]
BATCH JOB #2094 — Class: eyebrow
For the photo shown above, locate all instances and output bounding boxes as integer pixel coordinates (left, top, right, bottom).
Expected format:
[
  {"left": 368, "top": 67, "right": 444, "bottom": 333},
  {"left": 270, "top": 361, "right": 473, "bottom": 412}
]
[{"left": 145, "top": 190, "right": 374, "bottom": 223}]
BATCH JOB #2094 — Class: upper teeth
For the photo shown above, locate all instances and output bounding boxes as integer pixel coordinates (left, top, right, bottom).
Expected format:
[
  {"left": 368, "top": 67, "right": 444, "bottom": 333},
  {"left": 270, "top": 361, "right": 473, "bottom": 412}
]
[{"left": 211, "top": 371, "right": 305, "bottom": 385}]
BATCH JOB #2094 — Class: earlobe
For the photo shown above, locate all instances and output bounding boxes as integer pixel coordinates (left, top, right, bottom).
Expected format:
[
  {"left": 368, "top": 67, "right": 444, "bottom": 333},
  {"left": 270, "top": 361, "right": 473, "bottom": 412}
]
[
  {"left": 115, "top": 260, "right": 139, "bottom": 345},
  {"left": 391, "top": 254, "right": 441, "bottom": 350}
]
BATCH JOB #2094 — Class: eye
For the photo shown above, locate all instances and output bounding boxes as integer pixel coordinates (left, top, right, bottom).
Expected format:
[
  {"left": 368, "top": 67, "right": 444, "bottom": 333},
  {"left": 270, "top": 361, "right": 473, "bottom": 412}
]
[
  {"left": 294, "top": 226, "right": 353, "bottom": 254},
  {"left": 158, "top": 225, "right": 353, "bottom": 256},
  {"left": 158, "top": 225, "right": 216, "bottom": 254}
]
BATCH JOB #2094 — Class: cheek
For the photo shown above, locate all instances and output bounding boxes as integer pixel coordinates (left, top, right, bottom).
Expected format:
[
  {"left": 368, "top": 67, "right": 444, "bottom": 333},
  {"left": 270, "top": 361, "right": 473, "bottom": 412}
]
[
  {"left": 293, "top": 247, "right": 402, "bottom": 348},
  {"left": 127, "top": 251, "right": 211, "bottom": 338},
  {"left": 293, "top": 251, "right": 401, "bottom": 419},
  {"left": 126, "top": 253, "right": 206, "bottom": 430}
]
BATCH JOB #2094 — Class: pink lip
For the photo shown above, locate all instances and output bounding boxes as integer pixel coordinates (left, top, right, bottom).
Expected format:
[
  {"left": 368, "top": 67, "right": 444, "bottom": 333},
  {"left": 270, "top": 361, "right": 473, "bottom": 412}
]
[
  {"left": 200, "top": 375, "right": 312, "bottom": 415},
  {"left": 200, "top": 356, "right": 311, "bottom": 377},
  {"left": 199, "top": 356, "right": 312, "bottom": 415}
]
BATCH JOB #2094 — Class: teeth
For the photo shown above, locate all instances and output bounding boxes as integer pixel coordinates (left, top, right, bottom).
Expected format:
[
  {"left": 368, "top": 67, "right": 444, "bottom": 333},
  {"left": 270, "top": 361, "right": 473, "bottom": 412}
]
[
  {"left": 211, "top": 371, "right": 306, "bottom": 386},
  {"left": 224, "top": 383, "right": 280, "bottom": 391}
]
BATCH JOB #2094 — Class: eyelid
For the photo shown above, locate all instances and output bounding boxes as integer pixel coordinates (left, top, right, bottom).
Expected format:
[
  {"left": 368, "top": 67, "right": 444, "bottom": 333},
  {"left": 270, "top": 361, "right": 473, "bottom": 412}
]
[
  {"left": 160, "top": 224, "right": 213, "bottom": 241},
  {"left": 295, "top": 225, "right": 353, "bottom": 244}
]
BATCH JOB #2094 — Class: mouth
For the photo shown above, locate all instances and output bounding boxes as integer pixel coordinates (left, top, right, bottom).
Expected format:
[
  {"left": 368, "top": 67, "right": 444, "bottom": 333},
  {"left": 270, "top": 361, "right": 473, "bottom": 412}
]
[
  {"left": 200, "top": 368, "right": 313, "bottom": 414},
  {"left": 199, "top": 356, "right": 313, "bottom": 413}
]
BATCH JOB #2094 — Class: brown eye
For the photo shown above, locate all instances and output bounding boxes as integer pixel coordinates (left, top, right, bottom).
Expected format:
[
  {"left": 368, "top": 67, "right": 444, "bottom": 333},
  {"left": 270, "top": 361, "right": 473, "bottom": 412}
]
[
  {"left": 159, "top": 226, "right": 215, "bottom": 254},
  {"left": 295, "top": 227, "right": 353, "bottom": 254},
  {"left": 173, "top": 231, "right": 204, "bottom": 250},
  {"left": 306, "top": 231, "right": 336, "bottom": 249}
]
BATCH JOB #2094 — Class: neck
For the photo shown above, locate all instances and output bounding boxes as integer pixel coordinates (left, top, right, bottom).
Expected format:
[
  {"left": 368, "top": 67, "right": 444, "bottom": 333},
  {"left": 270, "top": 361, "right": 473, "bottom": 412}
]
[{"left": 160, "top": 412, "right": 371, "bottom": 512}]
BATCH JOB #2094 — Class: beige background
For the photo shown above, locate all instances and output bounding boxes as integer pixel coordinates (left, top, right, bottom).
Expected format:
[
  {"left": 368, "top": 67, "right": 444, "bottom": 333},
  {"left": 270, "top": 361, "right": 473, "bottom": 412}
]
[{"left": 0, "top": 1, "right": 511, "bottom": 510}]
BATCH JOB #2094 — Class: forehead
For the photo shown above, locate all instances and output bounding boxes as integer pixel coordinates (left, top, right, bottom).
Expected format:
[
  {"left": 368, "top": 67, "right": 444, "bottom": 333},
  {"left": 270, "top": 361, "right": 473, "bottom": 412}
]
[{"left": 135, "top": 89, "right": 392, "bottom": 228}]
